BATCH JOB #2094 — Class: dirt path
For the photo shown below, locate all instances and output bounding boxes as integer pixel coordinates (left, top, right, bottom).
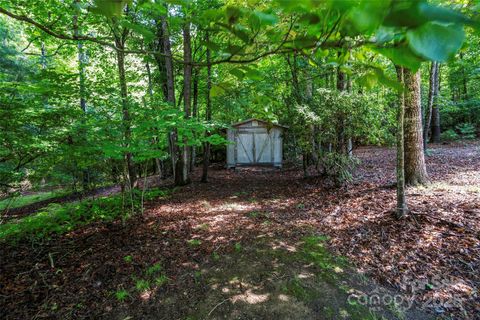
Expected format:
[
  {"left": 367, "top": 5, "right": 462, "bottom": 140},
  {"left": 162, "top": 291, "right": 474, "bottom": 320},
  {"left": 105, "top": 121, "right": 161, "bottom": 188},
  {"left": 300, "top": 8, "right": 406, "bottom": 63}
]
[{"left": 1, "top": 142, "right": 479, "bottom": 319}]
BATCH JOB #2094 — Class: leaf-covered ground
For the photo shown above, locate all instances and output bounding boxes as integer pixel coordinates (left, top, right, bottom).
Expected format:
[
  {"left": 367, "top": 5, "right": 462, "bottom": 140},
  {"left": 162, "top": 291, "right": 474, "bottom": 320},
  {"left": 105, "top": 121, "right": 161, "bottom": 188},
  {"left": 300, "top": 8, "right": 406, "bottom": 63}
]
[{"left": 0, "top": 142, "right": 479, "bottom": 319}]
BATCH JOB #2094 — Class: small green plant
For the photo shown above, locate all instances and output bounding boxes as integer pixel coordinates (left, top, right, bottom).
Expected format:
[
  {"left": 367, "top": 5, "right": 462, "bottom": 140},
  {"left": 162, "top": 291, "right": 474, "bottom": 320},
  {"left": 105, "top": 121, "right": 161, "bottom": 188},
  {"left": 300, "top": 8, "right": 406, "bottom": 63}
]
[
  {"left": 212, "top": 251, "right": 220, "bottom": 261},
  {"left": 135, "top": 279, "right": 150, "bottom": 292},
  {"left": 187, "top": 239, "right": 202, "bottom": 246},
  {"left": 234, "top": 242, "right": 242, "bottom": 252},
  {"left": 296, "top": 203, "right": 305, "bottom": 209},
  {"left": 194, "top": 270, "right": 202, "bottom": 283},
  {"left": 123, "top": 255, "right": 133, "bottom": 263},
  {"left": 146, "top": 263, "right": 162, "bottom": 276},
  {"left": 114, "top": 289, "right": 129, "bottom": 302},
  {"left": 154, "top": 274, "right": 168, "bottom": 286}
]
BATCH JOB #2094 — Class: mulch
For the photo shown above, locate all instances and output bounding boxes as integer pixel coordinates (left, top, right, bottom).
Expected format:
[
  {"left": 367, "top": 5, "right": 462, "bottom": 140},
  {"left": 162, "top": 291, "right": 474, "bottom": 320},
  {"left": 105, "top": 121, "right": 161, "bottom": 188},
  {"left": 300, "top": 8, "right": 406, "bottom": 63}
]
[{"left": 0, "top": 141, "right": 479, "bottom": 319}]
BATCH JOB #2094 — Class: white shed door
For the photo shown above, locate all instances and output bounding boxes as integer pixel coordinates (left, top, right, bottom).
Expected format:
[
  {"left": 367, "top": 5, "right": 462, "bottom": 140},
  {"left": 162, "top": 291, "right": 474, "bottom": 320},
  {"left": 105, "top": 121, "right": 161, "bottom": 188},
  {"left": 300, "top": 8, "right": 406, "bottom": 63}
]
[
  {"left": 254, "top": 133, "right": 272, "bottom": 163},
  {"left": 236, "top": 133, "right": 254, "bottom": 163}
]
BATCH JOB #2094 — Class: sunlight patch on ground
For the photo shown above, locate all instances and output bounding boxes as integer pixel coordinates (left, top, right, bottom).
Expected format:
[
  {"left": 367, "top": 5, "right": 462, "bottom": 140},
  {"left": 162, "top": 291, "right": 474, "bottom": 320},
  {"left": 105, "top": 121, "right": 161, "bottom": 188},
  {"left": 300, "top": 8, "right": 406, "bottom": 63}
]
[
  {"left": 215, "top": 202, "right": 258, "bottom": 212},
  {"left": 231, "top": 289, "right": 270, "bottom": 304}
]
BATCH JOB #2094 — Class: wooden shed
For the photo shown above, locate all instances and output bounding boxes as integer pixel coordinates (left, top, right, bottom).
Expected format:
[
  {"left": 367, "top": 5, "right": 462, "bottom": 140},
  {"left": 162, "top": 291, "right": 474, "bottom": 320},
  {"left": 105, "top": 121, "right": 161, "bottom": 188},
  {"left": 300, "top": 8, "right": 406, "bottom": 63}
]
[{"left": 226, "top": 119, "right": 287, "bottom": 168}]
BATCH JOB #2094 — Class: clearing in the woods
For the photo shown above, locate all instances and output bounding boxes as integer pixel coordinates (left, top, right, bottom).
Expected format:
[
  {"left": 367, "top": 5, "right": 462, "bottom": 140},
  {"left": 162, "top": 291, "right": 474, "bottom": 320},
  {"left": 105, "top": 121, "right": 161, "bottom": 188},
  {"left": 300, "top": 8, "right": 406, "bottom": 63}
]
[{"left": 1, "top": 142, "right": 479, "bottom": 319}]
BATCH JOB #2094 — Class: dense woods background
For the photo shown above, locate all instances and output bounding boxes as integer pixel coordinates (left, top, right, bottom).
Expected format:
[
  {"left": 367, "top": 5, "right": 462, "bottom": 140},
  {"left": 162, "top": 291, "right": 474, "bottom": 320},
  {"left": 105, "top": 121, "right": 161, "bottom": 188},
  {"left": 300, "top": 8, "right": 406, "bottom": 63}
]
[
  {"left": 1, "top": 1, "right": 480, "bottom": 319},
  {"left": 1, "top": 0, "right": 478, "bottom": 197}
]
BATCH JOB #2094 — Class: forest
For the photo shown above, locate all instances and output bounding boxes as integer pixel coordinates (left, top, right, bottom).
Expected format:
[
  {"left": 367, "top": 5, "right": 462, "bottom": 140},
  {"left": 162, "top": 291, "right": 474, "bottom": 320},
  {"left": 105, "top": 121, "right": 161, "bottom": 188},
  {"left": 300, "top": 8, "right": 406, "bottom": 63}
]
[{"left": 0, "top": 0, "right": 479, "bottom": 319}]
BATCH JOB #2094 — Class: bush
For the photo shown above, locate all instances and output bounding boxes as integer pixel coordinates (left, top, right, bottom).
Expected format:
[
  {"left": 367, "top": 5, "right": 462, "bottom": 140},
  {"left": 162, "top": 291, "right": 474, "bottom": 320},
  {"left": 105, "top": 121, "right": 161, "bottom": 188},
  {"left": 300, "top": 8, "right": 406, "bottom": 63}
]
[
  {"left": 440, "top": 129, "right": 459, "bottom": 141},
  {"left": 322, "top": 152, "right": 360, "bottom": 185},
  {"left": 0, "top": 187, "right": 171, "bottom": 243},
  {"left": 456, "top": 123, "right": 476, "bottom": 140}
]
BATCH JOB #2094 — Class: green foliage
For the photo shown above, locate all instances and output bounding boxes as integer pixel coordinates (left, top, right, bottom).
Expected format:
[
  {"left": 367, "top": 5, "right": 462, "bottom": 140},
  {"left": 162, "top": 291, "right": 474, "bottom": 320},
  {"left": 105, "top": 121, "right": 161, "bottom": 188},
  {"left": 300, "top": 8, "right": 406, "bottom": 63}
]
[
  {"left": 0, "top": 187, "right": 172, "bottom": 243},
  {"left": 146, "top": 263, "right": 162, "bottom": 276},
  {"left": 0, "top": 190, "right": 66, "bottom": 211},
  {"left": 440, "top": 129, "right": 459, "bottom": 141},
  {"left": 322, "top": 153, "right": 361, "bottom": 185},
  {"left": 234, "top": 242, "right": 242, "bottom": 252},
  {"left": 134, "top": 279, "right": 150, "bottom": 292},
  {"left": 123, "top": 255, "right": 133, "bottom": 263},
  {"left": 187, "top": 239, "right": 202, "bottom": 246},
  {"left": 0, "top": 196, "right": 122, "bottom": 242},
  {"left": 114, "top": 289, "right": 129, "bottom": 302},
  {"left": 456, "top": 123, "right": 476, "bottom": 140}
]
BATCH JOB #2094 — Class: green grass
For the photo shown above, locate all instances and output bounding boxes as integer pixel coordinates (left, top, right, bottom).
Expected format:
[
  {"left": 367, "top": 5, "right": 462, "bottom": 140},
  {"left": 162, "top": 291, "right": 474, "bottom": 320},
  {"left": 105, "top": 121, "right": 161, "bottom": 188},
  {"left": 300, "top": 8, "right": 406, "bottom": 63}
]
[
  {"left": 0, "top": 187, "right": 172, "bottom": 243},
  {"left": 0, "top": 191, "right": 67, "bottom": 211}
]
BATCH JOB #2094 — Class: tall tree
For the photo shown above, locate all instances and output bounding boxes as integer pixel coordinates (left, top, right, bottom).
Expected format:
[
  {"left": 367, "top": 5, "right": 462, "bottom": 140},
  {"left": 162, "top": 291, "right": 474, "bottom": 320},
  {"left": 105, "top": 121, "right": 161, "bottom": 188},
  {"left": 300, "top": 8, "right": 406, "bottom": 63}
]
[
  {"left": 175, "top": 20, "right": 192, "bottom": 185},
  {"left": 403, "top": 68, "right": 428, "bottom": 186},
  {"left": 201, "top": 31, "right": 212, "bottom": 183},
  {"left": 111, "top": 17, "right": 136, "bottom": 188},
  {"left": 430, "top": 65, "right": 442, "bottom": 143},
  {"left": 395, "top": 66, "right": 408, "bottom": 218},
  {"left": 423, "top": 61, "right": 439, "bottom": 149}
]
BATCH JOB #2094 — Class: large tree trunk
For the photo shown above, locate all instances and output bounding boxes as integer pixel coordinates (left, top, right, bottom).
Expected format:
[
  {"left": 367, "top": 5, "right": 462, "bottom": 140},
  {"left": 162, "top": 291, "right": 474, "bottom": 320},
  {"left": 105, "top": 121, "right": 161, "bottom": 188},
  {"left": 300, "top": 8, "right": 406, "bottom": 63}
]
[
  {"left": 175, "top": 21, "right": 192, "bottom": 186},
  {"left": 201, "top": 31, "right": 212, "bottom": 183},
  {"left": 431, "top": 65, "right": 442, "bottom": 143},
  {"left": 115, "top": 38, "right": 136, "bottom": 189},
  {"left": 395, "top": 66, "right": 408, "bottom": 218},
  {"left": 158, "top": 13, "right": 178, "bottom": 181},
  {"left": 423, "top": 62, "right": 439, "bottom": 150},
  {"left": 403, "top": 69, "right": 428, "bottom": 186}
]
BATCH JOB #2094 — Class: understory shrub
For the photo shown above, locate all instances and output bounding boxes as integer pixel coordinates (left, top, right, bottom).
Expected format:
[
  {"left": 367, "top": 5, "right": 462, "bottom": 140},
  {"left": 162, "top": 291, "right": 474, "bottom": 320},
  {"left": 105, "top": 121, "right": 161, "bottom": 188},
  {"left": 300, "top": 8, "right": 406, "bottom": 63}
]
[
  {"left": 440, "top": 129, "right": 459, "bottom": 141},
  {"left": 0, "top": 188, "right": 171, "bottom": 243},
  {"left": 456, "top": 123, "right": 476, "bottom": 140},
  {"left": 322, "top": 153, "right": 360, "bottom": 185}
]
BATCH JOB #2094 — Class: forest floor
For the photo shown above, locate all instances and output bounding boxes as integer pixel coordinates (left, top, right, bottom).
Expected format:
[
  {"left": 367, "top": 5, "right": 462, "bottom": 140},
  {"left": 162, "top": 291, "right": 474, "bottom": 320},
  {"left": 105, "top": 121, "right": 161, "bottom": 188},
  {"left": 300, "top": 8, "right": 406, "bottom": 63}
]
[{"left": 1, "top": 142, "right": 479, "bottom": 319}]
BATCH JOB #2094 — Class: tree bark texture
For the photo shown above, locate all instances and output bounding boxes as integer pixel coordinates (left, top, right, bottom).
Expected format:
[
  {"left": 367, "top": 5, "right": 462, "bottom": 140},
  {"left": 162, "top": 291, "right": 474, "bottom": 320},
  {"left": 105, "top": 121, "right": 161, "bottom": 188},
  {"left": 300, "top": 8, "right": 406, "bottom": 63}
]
[
  {"left": 175, "top": 21, "right": 192, "bottom": 186},
  {"left": 201, "top": 31, "right": 212, "bottom": 182},
  {"left": 423, "top": 62, "right": 439, "bottom": 150},
  {"left": 395, "top": 66, "right": 408, "bottom": 218},
  {"left": 115, "top": 36, "right": 136, "bottom": 188},
  {"left": 431, "top": 65, "right": 442, "bottom": 143},
  {"left": 403, "top": 68, "right": 428, "bottom": 186}
]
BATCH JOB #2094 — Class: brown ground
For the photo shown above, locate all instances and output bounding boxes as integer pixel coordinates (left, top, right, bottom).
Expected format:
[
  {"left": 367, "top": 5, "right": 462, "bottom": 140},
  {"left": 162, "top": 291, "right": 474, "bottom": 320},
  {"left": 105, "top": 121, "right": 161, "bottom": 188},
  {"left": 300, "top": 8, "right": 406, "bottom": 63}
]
[{"left": 0, "top": 142, "right": 479, "bottom": 319}]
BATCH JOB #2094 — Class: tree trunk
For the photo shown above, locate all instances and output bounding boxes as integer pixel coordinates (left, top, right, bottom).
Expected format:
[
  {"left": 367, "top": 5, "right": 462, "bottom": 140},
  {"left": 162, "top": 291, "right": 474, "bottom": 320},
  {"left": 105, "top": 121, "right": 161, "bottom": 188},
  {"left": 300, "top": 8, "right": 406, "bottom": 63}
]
[
  {"left": 336, "top": 65, "right": 347, "bottom": 155},
  {"left": 191, "top": 68, "right": 199, "bottom": 170},
  {"left": 115, "top": 39, "right": 136, "bottom": 189},
  {"left": 73, "top": 3, "right": 89, "bottom": 190},
  {"left": 423, "top": 62, "right": 439, "bottom": 150},
  {"left": 159, "top": 13, "right": 178, "bottom": 181},
  {"left": 175, "top": 21, "right": 192, "bottom": 186},
  {"left": 460, "top": 52, "right": 468, "bottom": 100},
  {"left": 431, "top": 65, "right": 442, "bottom": 143},
  {"left": 395, "top": 66, "right": 408, "bottom": 218},
  {"left": 201, "top": 32, "right": 212, "bottom": 182},
  {"left": 403, "top": 68, "right": 428, "bottom": 186}
]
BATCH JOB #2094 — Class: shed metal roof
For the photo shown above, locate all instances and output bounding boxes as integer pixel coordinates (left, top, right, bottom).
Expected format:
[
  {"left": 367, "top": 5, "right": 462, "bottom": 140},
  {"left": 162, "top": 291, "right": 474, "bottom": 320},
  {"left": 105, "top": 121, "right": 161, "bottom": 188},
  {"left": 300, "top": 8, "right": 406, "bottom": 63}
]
[{"left": 231, "top": 118, "right": 289, "bottom": 129}]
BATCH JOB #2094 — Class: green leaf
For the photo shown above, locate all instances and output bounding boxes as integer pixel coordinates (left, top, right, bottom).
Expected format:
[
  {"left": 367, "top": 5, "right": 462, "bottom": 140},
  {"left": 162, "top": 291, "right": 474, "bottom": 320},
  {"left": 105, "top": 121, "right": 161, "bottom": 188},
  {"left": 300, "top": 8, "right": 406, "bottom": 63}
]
[
  {"left": 374, "top": 45, "right": 424, "bottom": 72},
  {"left": 210, "top": 85, "right": 225, "bottom": 97},
  {"left": 406, "top": 22, "right": 465, "bottom": 62},
  {"left": 249, "top": 11, "right": 278, "bottom": 29},
  {"left": 229, "top": 68, "right": 245, "bottom": 80},
  {"left": 418, "top": 2, "right": 472, "bottom": 25},
  {"left": 120, "top": 21, "right": 155, "bottom": 42},
  {"left": 345, "top": 2, "right": 389, "bottom": 34},
  {"left": 226, "top": 6, "right": 242, "bottom": 25},
  {"left": 91, "top": 0, "right": 131, "bottom": 18},
  {"left": 244, "top": 68, "right": 262, "bottom": 81}
]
